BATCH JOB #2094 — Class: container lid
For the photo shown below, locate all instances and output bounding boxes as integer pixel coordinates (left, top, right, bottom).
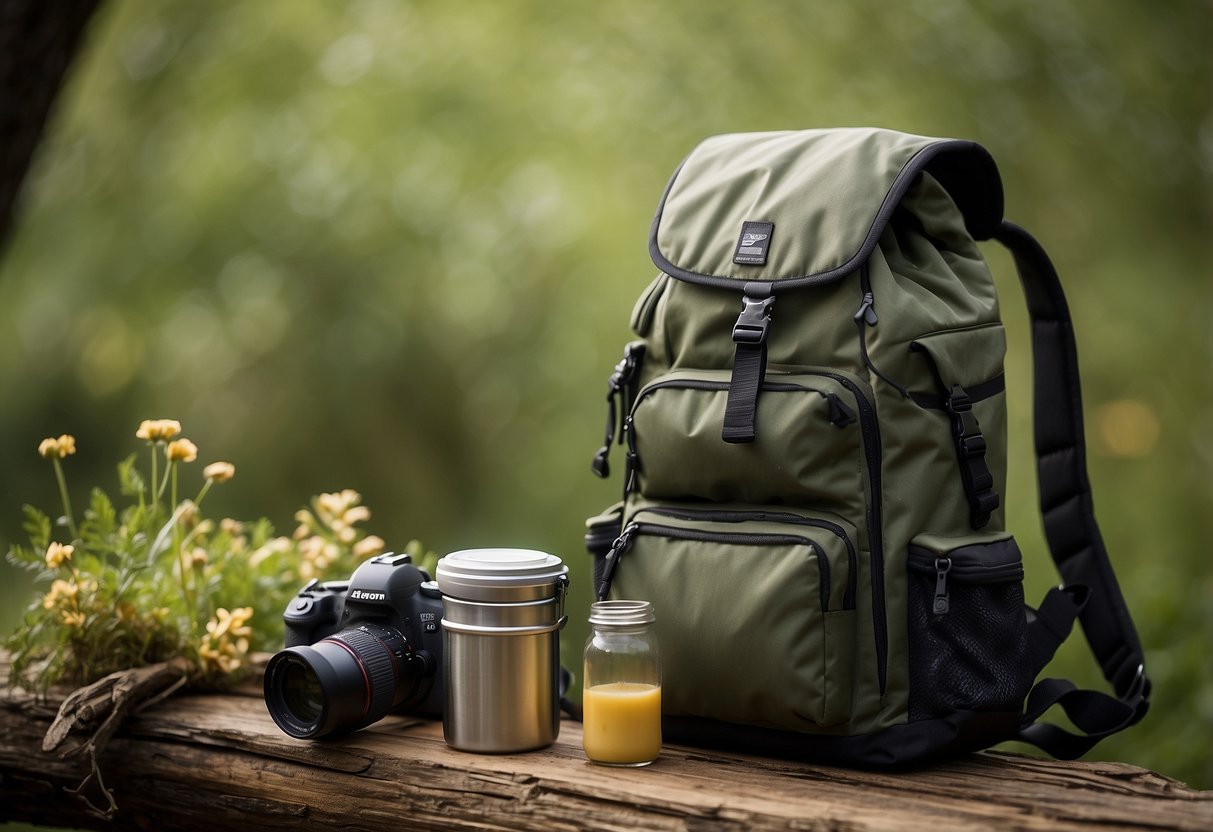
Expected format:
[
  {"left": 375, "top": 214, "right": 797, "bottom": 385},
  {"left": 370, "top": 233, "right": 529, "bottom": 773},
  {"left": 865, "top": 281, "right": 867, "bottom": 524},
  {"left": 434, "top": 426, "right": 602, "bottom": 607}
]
[
  {"left": 436, "top": 548, "right": 568, "bottom": 603},
  {"left": 589, "top": 599, "right": 655, "bottom": 627}
]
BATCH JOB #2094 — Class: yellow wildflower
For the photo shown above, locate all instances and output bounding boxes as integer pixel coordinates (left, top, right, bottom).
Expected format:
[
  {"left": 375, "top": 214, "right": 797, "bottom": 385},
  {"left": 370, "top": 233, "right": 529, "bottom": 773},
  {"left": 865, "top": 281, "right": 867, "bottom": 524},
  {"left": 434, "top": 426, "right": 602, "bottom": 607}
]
[
  {"left": 299, "top": 537, "right": 334, "bottom": 580},
  {"left": 166, "top": 438, "right": 198, "bottom": 463},
  {"left": 61, "top": 610, "right": 87, "bottom": 629},
  {"left": 136, "top": 419, "right": 181, "bottom": 442},
  {"left": 220, "top": 518, "right": 243, "bottom": 535},
  {"left": 43, "top": 579, "right": 77, "bottom": 610},
  {"left": 315, "top": 489, "right": 362, "bottom": 524},
  {"left": 117, "top": 602, "right": 138, "bottom": 622},
  {"left": 343, "top": 505, "right": 371, "bottom": 525},
  {"left": 297, "top": 535, "right": 342, "bottom": 581},
  {"left": 199, "top": 607, "right": 254, "bottom": 676},
  {"left": 353, "top": 535, "right": 385, "bottom": 559},
  {"left": 37, "top": 434, "right": 77, "bottom": 460},
  {"left": 189, "top": 547, "right": 208, "bottom": 569},
  {"left": 203, "top": 461, "right": 235, "bottom": 482},
  {"left": 45, "top": 541, "right": 74, "bottom": 569}
]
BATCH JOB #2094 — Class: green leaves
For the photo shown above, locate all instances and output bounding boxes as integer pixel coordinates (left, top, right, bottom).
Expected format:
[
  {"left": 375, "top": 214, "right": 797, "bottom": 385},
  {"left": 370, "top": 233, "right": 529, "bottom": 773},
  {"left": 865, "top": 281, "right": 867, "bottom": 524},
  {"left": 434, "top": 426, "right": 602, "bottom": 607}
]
[
  {"left": 21, "top": 504, "right": 51, "bottom": 552},
  {"left": 81, "top": 488, "right": 117, "bottom": 544},
  {"left": 118, "top": 453, "right": 146, "bottom": 498},
  {"left": 5, "top": 427, "right": 409, "bottom": 695}
]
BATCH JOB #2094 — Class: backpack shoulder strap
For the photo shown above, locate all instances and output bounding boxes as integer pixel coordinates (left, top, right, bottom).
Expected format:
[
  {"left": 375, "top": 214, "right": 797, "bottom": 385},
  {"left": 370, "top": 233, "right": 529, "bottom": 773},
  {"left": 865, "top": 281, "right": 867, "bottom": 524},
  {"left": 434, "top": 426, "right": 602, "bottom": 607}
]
[{"left": 994, "top": 220, "right": 1151, "bottom": 758}]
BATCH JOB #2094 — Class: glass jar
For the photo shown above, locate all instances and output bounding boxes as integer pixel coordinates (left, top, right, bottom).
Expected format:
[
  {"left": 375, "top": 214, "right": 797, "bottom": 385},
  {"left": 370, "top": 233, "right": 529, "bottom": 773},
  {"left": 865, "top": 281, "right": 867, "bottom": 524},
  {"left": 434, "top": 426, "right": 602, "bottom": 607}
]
[{"left": 582, "top": 599, "right": 661, "bottom": 766}]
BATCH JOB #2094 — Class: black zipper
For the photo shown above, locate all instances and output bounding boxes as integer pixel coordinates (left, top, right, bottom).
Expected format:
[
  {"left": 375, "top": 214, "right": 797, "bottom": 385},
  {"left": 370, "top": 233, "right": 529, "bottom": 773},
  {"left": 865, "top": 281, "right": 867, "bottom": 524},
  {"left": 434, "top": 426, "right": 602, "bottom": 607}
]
[
  {"left": 853, "top": 265, "right": 909, "bottom": 398},
  {"left": 907, "top": 545, "right": 1023, "bottom": 580},
  {"left": 633, "top": 506, "right": 857, "bottom": 610},
  {"left": 621, "top": 378, "right": 856, "bottom": 489},
  {"left": 908, "top": 546, "right": 1023, "bottom": 616},
  {"left": 598, "top": 521, "right": 835, "bottom": 613},
  {"left": 623, "top": 368, "right": 889, "bottom": 695},
  {"left": 817, "top": 370, "right": 889, "bottom": 695}
]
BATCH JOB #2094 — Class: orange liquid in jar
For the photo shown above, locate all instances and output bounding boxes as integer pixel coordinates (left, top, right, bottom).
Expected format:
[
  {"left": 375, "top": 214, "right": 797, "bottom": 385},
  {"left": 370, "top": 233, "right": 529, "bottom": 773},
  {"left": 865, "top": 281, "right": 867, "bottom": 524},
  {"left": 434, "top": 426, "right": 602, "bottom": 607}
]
[{"left": 582, "top": 682, "right": 662, "bottom": 765}]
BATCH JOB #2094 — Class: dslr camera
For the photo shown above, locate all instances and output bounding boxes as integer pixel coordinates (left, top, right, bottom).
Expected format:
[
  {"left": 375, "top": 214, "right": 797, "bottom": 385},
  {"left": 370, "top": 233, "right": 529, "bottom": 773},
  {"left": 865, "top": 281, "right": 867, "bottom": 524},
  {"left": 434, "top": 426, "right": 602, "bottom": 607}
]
[{"left": 263, "top": 552, "right": 444, "bottom": 739}]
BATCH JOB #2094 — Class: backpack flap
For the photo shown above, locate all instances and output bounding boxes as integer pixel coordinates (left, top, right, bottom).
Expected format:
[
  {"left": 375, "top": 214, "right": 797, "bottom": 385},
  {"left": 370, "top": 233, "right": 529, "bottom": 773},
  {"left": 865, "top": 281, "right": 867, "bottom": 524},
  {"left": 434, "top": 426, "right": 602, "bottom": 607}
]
[
  {"left": 648, "top": 129, "right": 1004, "bottom": 444},
  {"left": 648, "top": 128, "right": 1004, "bottom": 291}
]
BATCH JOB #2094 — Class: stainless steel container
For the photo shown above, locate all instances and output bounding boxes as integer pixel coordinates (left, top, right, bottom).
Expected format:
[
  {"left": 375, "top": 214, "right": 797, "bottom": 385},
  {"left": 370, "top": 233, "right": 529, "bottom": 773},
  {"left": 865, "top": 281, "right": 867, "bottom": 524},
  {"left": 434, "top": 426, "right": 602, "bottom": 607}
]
[{"left": 436, "top": 548, "right": 568, "bottom": 753}]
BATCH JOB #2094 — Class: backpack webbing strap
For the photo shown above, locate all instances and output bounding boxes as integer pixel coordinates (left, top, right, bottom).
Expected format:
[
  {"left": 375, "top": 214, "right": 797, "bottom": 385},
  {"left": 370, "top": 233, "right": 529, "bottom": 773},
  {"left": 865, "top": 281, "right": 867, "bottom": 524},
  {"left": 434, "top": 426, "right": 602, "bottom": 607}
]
[
  {"left": 995, "top": 220, "right": 1150, "bottom": 758},
  {"left": 723, "top": 283, "right": 775, "bottom": 444}
]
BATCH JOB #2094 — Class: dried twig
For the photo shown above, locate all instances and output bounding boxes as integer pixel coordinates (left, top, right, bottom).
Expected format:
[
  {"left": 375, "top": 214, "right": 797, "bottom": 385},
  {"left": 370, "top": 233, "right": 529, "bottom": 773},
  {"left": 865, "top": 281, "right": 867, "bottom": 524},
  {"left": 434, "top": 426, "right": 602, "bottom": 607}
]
[{"left": 41, "top": 658, "right": 191, "bottom": 817}]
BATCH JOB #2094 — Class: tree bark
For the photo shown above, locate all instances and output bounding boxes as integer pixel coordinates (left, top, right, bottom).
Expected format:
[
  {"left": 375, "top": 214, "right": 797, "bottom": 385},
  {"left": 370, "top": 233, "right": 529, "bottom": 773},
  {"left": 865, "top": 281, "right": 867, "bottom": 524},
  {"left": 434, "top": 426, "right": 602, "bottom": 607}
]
[
  {"left": 1, "top": 654, "right": 1210, "bottom": 831},
  {"left": 0, "top": 0, "right": 104, "bottom": 251}
]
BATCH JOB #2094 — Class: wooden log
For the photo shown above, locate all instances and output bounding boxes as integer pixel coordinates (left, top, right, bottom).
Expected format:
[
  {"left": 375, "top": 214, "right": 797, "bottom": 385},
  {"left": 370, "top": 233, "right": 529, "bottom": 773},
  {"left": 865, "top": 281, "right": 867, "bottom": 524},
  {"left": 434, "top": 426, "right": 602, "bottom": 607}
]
[{"left": 2, "top": 656, "right": 1210, "bottom": 831}]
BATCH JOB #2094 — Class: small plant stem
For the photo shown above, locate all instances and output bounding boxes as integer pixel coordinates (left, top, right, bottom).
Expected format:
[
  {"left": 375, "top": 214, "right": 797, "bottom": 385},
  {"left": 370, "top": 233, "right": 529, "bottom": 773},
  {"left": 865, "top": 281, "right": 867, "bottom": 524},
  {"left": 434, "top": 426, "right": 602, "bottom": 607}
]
[
  {"left": 156, "top": 453, "right": 172, "bottom": 502},
  {"left": 177, "top": 543, "right": 196, "bottom": 629},
  {"left": 149, "top": 445, "right": 159, "bottom": 514},
  {"left": 170, "top": 461, "right": 183, "bottom": 578},
  {"left": 52, "top": 458, "right": 79, "bottom": 540},
  {"left": 194, "top": 479, "right": 214, "bottom": 511}
]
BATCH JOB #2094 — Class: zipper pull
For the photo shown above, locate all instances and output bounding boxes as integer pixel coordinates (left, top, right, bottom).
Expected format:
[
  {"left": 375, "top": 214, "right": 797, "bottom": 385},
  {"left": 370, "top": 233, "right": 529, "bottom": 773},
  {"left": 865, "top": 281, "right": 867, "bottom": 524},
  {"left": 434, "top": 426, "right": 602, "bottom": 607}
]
[
  {"left": 591, "top": 347, "right": 642, "bottom": 479},
  {"left": 623, "top": 416, "right": 640, "bottom": 493},
  {"left": 932, "top": 556, "right": 952, "bottom": 615},
  {"left": 825, "top": 393, "right": 857, "bottom": 428},
  {"left": 853, "top": 292, "right": 878, "bottom": 326},
  {"left": 591, "top": 392, "right": 617, "bottom": 478},
  {"left": 597, "top": 524, "right": 639, "bottom": 601}
]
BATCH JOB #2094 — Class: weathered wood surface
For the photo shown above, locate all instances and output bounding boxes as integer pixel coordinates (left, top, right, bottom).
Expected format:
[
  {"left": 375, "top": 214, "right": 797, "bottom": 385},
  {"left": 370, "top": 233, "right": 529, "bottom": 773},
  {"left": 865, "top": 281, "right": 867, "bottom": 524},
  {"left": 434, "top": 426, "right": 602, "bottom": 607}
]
[{"left": 2, "top": 661, "right": 1210, "bottom": 831}]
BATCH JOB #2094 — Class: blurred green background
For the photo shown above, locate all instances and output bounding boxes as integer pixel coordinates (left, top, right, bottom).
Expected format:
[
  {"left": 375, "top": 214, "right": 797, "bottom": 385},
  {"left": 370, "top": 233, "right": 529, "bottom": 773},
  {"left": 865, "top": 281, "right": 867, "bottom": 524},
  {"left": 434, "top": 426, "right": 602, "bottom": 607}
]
[{"left": 1, "top": 0, "right": 1208, "bottom": 790}]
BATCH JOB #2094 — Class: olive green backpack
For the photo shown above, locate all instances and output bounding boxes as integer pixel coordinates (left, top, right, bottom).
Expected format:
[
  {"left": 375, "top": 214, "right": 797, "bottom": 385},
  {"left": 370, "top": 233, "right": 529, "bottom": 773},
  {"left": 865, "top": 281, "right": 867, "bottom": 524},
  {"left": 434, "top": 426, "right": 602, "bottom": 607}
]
[{"left": 586, "top": 128, "right": 1149, "bottom": 764}]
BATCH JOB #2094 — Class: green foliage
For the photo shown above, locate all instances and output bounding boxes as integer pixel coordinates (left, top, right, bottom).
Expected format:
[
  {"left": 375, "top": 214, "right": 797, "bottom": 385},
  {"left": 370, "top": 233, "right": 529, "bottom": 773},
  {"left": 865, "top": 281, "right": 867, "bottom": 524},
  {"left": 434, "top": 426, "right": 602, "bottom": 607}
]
[
  {"left": 5, "top": 426, "right": 399, "bottom": 691},
  {"left": 0, "top": 0, "right": 1207, "bottom": 787},
  {"left": 20, "top": 505, "right": 52, "bottom": 555}
]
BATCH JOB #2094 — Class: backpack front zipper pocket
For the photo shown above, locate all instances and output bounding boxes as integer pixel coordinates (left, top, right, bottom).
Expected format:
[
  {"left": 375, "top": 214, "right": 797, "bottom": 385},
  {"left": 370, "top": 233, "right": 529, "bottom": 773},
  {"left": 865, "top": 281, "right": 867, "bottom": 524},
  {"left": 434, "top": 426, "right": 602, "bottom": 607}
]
[
  {"left": 625, "top": 369, "right": 863, "bottom": 514},
  {"left": 623, "top": 367, "right": 889, "bottom": 695},
  {"left": 600, "top": 504, "right": 859, "bottom": 730}
]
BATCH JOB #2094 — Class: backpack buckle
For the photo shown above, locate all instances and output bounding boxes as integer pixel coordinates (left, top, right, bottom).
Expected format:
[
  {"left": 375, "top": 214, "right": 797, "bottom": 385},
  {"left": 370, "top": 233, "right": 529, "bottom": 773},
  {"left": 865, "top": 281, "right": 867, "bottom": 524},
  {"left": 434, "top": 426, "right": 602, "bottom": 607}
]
[
  {"left": 946, "top": 385, "right": 980, "bottom": 440},
  {"left": 732, "top": 283, "right": 776, "bottom": 345},
  {"left": 945, "top": 385, "right": 973, "bottom": 414},
  {"left": 732, "top": 295, "right": 775, "bottom": 343},
  {"left": 944, "top": 383, "right": 999, "bottom": 528}
]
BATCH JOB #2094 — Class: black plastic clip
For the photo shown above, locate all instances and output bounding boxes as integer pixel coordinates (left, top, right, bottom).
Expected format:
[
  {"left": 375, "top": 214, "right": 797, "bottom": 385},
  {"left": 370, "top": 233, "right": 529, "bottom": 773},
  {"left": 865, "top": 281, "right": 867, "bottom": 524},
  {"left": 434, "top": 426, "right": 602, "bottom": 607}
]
[
  {"left": 945, "top": 384, "right": 999, "bottom": 528},
  {"left": 732, "top": 290, "right": 776, "bottom": 345}
]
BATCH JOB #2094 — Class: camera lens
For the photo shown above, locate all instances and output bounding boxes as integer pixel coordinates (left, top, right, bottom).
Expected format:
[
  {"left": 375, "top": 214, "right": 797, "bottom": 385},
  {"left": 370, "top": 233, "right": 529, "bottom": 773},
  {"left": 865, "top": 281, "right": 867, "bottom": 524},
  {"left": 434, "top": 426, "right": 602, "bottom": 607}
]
[
  {"left": 280, "top": 657, "right": 324, "bottom": 725},
  {"left": 264, "top": 624, "right": 417, "bottom": 739}
]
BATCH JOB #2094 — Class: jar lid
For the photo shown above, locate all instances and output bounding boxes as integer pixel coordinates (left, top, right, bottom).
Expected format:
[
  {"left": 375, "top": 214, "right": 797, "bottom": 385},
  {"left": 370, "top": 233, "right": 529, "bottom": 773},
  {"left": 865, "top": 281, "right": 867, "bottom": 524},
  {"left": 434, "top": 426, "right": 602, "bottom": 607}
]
[
  {"left": 436, "top": 548, "right": 568, "bottom": 602},
  {"left": 589, "top": 599, "right": 655, "bottom": 626}
]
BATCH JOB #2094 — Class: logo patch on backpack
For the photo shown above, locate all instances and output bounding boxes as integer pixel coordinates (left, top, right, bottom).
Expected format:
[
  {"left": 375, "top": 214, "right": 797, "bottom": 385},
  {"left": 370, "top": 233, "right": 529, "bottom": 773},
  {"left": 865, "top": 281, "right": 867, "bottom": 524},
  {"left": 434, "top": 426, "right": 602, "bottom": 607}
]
[{"left": 733, "top": 221, "right": 774, "bottom": 265}]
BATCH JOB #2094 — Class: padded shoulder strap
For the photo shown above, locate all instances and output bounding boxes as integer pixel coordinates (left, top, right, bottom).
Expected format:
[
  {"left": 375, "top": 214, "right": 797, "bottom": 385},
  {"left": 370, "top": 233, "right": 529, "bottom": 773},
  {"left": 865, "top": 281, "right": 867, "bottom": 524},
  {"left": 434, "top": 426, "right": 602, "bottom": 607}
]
[{"left": 995, "top": 220, "right": 1150, "bottom": 757}]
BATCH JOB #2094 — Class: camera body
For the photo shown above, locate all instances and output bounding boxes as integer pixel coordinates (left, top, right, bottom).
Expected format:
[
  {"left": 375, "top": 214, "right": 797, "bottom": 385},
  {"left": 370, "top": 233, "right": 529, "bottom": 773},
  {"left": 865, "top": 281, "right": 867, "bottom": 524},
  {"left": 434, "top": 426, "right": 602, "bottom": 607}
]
[{"left": 265, "top": 552, "right": 445, "bottom": 738}]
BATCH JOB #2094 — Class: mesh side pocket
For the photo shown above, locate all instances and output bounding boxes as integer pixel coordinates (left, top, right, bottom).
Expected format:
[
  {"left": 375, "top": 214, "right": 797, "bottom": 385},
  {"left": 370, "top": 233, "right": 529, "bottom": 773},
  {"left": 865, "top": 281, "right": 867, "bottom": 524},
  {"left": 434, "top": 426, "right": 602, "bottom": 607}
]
[{"left": 907, "top": 535, "right": 1033, "bottom": 721}]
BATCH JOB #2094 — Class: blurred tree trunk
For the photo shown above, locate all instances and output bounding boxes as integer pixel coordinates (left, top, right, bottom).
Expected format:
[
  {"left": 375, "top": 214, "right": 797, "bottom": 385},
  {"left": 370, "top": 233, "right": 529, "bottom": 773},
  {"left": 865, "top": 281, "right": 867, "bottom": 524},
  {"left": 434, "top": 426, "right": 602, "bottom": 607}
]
[{"left": 0, "top": 0, "right": 103, "bottom": 251}]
